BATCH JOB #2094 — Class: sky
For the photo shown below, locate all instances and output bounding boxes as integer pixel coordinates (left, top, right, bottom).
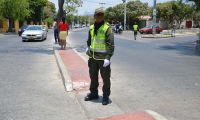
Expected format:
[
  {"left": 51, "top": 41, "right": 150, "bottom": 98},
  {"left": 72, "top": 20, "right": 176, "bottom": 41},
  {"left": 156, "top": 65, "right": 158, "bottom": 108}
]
[{"left": 48, "top": 0, "right": 171, "bottom": 15}]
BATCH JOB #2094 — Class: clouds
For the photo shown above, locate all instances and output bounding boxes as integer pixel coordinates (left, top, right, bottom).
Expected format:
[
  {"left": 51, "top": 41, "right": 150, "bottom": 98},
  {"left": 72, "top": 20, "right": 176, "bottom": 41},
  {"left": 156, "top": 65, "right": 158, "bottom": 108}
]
[{"left": 48, "top": 0, "right": 170, "bottom": 15}]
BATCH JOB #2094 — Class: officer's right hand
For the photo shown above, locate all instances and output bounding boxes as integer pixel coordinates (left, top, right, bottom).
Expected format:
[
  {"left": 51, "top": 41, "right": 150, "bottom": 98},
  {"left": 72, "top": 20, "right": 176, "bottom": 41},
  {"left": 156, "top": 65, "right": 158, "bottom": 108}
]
[{"left": 103, "top": 59, "right": 110, "bottom": 67}]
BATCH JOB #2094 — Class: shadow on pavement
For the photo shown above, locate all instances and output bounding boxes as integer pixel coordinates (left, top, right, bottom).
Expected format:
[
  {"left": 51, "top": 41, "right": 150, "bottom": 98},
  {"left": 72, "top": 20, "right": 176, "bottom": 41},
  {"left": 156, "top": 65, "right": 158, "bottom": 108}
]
[{"left": 158, "top": 40, "right": 200, "bottom": 56}]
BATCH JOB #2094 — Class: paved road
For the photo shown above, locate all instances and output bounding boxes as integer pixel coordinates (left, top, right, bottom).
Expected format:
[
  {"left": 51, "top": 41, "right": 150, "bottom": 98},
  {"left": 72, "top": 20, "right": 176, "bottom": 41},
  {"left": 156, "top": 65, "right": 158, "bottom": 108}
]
[
  {"left": 67, "top": 28, "right": 200, "bottom": 120},
  {"left": 1, "top": 28, "right": 199, "bottom": 120},
  {"left": 0, "top": 32, "right": 86, "bottom": 120}
]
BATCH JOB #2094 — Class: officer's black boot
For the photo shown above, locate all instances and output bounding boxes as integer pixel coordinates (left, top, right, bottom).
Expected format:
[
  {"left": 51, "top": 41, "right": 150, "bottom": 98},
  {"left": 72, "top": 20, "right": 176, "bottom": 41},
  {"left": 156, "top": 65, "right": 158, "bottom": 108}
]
[
  {"left": 84, "top": 93, "right": 99, "bottom": 101},
  {"left": 102, "top": 97, "right": 109, "bottom": 105}
]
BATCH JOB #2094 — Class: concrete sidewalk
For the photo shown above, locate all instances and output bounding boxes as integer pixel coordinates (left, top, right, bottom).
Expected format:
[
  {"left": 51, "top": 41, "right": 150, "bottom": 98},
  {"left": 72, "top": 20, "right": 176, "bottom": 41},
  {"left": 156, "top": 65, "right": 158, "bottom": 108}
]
[
  {"left": 53, "top": 44, "right": 168, "bottom": 120},
  {"left": 124, "top": 29, "right": 198, "bottom": 38}
]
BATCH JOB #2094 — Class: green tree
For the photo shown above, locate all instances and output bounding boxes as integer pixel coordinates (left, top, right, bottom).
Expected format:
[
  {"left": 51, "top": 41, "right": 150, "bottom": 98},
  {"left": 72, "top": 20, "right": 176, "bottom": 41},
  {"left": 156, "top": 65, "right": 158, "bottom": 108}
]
[
  {"left": 150, "top": 1, "right": 193, "bottom": 30},
  {"left": 173, "top": 1, "right": 192, "bottom": 29},
  {"left": 27, "top": 0, "right": 48, "bottom": 24},
  {"left": 157, "top": 2, "right": 174, "bottom": 30},
  {"left": 104, "top": 7, "right": 116, "bottom": 23},
  {"left": 65, "top": 0, "right": 83, "bottom": 14},
  {"left": 0, "top": 0, "right": 30, "bottom": 32},
  {"left": 127, "top": 0, "right": 149, "bottom": 28},
  {"left": 187, "top": 0, "right": 200, "bottom": 10},
  {"left": 79, "top": 15, "right": 87, "bottom": 25},
  {"left": 112, "top": 4, "right": 124, "bottom": 22},
  {"left": 105, "top": 0, "right": 149, "bottom": 27},
  {"left": 66, "top": 14, "right": 73, "bottom": 25},
  {"left": 126, "top": 1, "right": 149, "bottom": 20},
  {"left": 193, "top": 11, "right": 200, "bottom": 25},
  {"left": 43, "top": 1, "right": 56, "bottom": 27},
  {"left": 57, "top": 0, "right": 82, "bottom": 24}
]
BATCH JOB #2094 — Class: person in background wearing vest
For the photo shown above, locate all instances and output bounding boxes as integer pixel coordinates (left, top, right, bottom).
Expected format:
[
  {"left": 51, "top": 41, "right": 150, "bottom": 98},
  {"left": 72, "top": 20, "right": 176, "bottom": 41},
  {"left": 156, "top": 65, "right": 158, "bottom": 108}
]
[
  {"left": 133, "top": 22, "right": 139, "bottom": 40},
  {"left": 85, "top": 8, "right": 115, "bottom": 105},
  {"left": 53, "top": 19, "right": 59, "bottom": 43}
]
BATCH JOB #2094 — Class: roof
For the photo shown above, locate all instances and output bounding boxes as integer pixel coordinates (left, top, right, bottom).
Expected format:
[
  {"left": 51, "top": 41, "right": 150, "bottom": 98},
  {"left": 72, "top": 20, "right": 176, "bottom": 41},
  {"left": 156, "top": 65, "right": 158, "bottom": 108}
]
[{"left": 138, "top": 16, "right": 151, "bottom": 20}]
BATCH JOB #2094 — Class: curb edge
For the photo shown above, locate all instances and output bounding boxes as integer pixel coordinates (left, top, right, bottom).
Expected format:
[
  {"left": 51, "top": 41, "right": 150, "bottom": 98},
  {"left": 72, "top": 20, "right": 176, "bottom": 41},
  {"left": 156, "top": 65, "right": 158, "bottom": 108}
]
[{"left": 53, "top": 45, "right": 73, "bottom": 92}]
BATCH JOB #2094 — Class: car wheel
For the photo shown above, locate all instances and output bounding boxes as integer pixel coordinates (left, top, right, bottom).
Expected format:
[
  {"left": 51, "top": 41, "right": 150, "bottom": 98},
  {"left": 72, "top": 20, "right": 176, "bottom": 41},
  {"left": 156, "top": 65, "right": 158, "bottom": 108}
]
[
  {"left": 147, "top": 31, "right": 151, "bottom": 34},
  {"left": 157, "top": 30, "right": 160, "bottom": 34},
  {"left": 22, "top": 40, "right": 25, "bottom": 42},
  {"left": 140, "top": 32, "right": 143, "bottom": 34}
]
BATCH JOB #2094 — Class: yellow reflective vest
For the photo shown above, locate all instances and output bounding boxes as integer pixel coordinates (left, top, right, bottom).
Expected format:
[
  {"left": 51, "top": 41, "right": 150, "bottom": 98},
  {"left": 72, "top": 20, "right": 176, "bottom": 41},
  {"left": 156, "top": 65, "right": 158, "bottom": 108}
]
[
  {"left": 87, "top": 23, "right": 109, "bottom": 60},
  {"left": 133, "top": 25, "right": 138, "bottom": 31}
]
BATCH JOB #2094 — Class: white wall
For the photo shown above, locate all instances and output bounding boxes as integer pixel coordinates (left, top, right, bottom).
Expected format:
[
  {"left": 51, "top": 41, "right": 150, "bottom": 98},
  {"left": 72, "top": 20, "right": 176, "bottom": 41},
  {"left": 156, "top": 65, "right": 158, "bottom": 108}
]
[
  {"left": 159, "top": 20, "right": 168, "bottom": 29},
  {"left": 146, "top": 20, "right": 168, "bottom": 29},
  {"left": 146, "top": 20, "right": 153, "bottom": 26}
]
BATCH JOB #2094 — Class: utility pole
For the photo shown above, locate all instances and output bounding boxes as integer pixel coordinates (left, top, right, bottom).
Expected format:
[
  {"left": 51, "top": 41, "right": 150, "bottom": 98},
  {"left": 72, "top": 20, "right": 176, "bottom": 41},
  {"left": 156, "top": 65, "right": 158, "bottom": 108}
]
[
  {"left": 122, "top": 0, "right": 126, "bottom": 30},
  {"left": 72, "top": 14, "right": 74, "bottom": 30},
  {"left": 99, "top": 3, "right": 105, "bottom": 10},
  {"left": 85, "top": 15, "right": 87, "bottom": 27},
  {"left": 152, "top": 0, "right": 156, "bottom": 35},
  {"left": 77, "top": 11, "right": 79, "bottom": 27}
]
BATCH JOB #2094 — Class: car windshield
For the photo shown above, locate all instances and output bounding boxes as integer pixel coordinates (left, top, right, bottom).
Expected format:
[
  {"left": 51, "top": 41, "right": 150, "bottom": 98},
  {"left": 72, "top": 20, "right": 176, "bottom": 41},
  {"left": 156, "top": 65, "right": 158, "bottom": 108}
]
[{"left": 26, "top": 26, "right": 42, "bottom": 30}]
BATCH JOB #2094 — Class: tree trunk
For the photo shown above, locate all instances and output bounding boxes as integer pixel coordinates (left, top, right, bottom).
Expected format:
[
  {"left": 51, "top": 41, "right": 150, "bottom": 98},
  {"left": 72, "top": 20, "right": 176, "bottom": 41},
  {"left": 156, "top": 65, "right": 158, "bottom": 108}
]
[
  {"left": 8, "top": 18, "right": 14, "bottom": 32},
  {"left": 57, "top": 0, "right": 64, "bottom": 23}
]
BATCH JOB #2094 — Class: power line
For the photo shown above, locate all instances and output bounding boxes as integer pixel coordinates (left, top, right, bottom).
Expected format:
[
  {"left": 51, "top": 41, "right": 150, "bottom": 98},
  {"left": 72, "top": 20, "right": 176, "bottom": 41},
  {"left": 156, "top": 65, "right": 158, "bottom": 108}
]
[
  {"left": 82, "top": 0, "right": 116, "bottom": 5},
  {"left": 82, "top": 0, "right": 101, "bottom": 4}
]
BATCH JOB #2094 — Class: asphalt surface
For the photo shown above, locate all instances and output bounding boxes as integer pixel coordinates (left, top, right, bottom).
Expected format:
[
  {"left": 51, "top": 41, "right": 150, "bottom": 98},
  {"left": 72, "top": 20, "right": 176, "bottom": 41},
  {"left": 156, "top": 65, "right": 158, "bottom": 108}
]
[
  {"left": 0, "top": 33, "right": 86, "bottom": 120},
  {"left": 63, "top": 28, "right": 200, "bottom": 120},
  {"left": 0, "top": 28, "right": 200, "bottom": 120}
]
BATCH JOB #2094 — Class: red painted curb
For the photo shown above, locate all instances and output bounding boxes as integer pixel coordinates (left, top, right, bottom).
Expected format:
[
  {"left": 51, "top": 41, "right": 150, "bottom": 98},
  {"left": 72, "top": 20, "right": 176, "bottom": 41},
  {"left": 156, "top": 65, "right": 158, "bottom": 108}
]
[
  {"left": 95, "top": 111, "right": 155, "bottom": 120},
  {"left": 59, "top": 49, "right": 103, "bottom": 90}
]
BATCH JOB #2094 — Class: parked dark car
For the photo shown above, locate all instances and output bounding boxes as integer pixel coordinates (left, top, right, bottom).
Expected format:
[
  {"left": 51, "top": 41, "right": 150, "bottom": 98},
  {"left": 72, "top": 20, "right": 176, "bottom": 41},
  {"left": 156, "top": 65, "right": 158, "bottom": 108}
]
[
  {"left": 139, "top": 25, "right": 163, "bottom": 34},
  {"left": 18, "top": 25, "right": 29, "bottom": 36}
]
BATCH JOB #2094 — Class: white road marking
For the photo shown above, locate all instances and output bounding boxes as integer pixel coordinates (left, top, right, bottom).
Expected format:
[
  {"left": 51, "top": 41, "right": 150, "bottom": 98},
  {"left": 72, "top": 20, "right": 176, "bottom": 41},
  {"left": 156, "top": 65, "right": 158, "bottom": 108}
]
[{"left": 145, "top": 110, "right": 168, "bottom": 120}]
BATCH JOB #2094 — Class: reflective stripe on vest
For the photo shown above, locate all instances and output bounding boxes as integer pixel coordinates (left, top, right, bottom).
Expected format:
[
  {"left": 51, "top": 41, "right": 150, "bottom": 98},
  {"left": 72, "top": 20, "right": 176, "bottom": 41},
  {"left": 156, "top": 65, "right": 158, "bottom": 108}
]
[{"left": 90, "top": 38, "right": 106, "bottom": 52}]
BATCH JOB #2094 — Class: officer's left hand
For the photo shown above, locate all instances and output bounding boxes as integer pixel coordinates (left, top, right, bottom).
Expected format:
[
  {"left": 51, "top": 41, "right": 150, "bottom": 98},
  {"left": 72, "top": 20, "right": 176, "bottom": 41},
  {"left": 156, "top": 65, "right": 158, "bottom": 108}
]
[{"left": 103, "top": 59, "right": 110, "bottom": 67}]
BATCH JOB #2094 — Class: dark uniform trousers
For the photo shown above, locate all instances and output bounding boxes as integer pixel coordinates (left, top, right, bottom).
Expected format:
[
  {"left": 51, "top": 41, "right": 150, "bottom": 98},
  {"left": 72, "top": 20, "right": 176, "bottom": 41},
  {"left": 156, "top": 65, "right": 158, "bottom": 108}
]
[
  {"left": 88, "top": 58, "right": 111, "bottom": 97},
  {"left": 134, "top": 31, "right": 137, "bottom": 40}
]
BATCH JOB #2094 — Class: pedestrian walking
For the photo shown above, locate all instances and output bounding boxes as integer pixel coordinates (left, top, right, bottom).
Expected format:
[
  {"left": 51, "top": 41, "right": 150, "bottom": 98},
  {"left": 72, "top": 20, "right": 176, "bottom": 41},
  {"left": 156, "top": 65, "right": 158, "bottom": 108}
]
[
  {"left": 85, "top": 8, "right": 115, "bottom": 105},
  {"left": 133, "top": 22, "right": 139, "bottom": 40},
  {"left": 53, "top": 19, "right": 59, "bottom": 43},
  {"left": 58, "top": 17, "right": 69, "bottom": 50},
  {"left": 115, "top": 24, "right": 119, "bottom": 33},
  {"left": 171, "top": 22, "right": 176, "bottom": 37}
]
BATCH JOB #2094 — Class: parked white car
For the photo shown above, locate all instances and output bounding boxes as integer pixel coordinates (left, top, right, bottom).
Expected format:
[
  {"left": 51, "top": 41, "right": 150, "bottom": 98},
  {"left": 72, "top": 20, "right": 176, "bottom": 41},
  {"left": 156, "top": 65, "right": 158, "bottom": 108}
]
[{"left": 21, "top": 25, "right": 47, "bottom": 42}]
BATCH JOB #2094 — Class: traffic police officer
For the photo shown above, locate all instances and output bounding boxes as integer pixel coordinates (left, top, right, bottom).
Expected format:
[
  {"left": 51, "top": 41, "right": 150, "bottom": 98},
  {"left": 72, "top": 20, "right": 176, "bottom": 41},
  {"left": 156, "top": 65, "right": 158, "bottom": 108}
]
[
  {"left": 85, "top": 8, "right": 115, "bottom": 105},
  {"left": 133, "top": 22, "right": 139, "bottom": 40}
]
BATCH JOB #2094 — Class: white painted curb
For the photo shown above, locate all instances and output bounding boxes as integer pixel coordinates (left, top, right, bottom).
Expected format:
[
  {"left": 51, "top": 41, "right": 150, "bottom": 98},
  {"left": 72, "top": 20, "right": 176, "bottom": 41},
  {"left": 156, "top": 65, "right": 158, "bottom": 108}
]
[
  {"left": 53, "top": 45, "right": 73, "bottom": 92},
  {"left": 73, "top": 49, "right": 88, "bottom": 63},
  {"left": 145, "top": 110, "right": 168, "bottom": 120}
]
